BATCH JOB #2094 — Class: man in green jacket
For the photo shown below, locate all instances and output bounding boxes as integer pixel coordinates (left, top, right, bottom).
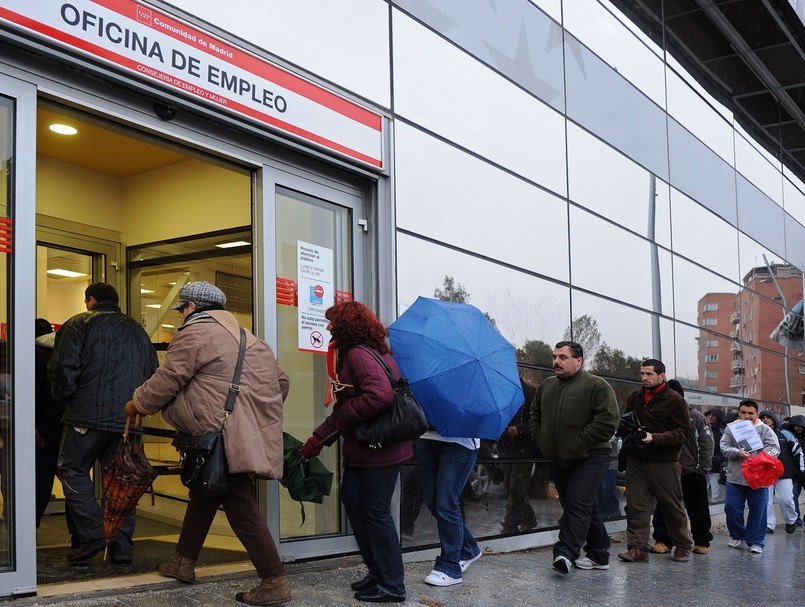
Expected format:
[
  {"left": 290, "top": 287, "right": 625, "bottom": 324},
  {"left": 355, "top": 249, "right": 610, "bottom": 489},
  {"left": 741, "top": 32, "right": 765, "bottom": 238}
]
[{"left": 530, "top": 341, "right": 619, "bottom": 575}]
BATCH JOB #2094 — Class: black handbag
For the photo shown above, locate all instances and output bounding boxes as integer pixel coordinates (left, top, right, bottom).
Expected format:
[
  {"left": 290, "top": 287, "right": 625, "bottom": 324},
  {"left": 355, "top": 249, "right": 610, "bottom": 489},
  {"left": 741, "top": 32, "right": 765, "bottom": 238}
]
[
  {"left": 173, "top": 328, "right": 246, "bottom": 497},
  {"left": 352, "top": 346, "right": 428, "bottom": 449}
]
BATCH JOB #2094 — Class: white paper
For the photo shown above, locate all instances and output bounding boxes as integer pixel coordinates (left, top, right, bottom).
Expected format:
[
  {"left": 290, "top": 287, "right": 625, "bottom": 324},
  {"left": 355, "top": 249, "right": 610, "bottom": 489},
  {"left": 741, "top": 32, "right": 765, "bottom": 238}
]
[{"left": 729, "top": 419, "right": 764, "bottom": 452}]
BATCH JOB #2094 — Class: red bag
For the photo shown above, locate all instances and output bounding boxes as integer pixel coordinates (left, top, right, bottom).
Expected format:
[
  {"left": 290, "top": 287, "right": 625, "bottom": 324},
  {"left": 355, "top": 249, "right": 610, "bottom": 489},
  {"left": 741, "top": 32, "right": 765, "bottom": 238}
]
[{"left": 740, "top": 451, "right": 784, "bottom": 489}]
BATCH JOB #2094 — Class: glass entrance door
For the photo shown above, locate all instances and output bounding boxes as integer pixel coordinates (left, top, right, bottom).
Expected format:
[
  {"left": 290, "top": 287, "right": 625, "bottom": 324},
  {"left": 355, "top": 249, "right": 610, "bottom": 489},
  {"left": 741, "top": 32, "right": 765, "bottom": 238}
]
[{"left": 264, "top": 167, "right": 369, "bottom": 559}]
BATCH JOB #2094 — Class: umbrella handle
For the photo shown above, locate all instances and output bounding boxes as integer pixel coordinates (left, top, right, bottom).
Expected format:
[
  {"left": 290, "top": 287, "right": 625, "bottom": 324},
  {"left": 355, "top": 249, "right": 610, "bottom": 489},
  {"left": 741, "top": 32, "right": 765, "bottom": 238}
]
[{"left": 123, "top": 414, "right": 142, "bottom": 441}]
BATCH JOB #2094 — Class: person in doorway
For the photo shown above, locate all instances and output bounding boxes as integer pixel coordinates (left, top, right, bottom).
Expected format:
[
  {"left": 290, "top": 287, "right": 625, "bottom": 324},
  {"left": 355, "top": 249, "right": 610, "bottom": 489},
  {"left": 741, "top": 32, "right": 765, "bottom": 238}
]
[
  {"left": 48, "top": 282, "right": 158, "bottom": 563},
  {"left": 34, "top": 318, "right": 64, "bottom": 528},
  {"left": 126, "top": 281, "right": 291, "bottom": 606},
  {"left": 759, "top": 410, "right": 803, "bottom": 534},
  {"left": 530, "top": 341, "right": 620, "bottom": 574},
  {"left": 721, "top": 400, "right": 779, "bottom": 554},
  {"left": 704, "top": 408, "right": 726, "bottom": 503},
  {"left": 301, "top": 301, "right": 411, "bottom": 603},
  {"left": 650, "top": 379, "right": 713, "bottom": 555},
  {"left": 619, "top": 359, "right": 694, "bottom": 564},
  {"left": 497, "top": 379, "right": 538, "bottom": 534}
]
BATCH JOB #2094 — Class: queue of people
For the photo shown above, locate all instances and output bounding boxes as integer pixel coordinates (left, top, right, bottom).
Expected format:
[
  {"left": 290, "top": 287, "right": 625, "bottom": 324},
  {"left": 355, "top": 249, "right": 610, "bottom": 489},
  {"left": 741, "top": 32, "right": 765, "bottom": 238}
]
[{"left": 36, "top": 288, "right": 805, "bottom": 605}]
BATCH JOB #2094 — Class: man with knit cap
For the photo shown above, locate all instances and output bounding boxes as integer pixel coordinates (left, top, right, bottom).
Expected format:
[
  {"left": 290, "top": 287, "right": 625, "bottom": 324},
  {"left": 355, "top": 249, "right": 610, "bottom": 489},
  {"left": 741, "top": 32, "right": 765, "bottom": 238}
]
[
  {"left": 619, "top": 359, "right": 694, "bottom": 564},
  {"left": 125, "top": 281, "right": 291, "bottom": 605}
]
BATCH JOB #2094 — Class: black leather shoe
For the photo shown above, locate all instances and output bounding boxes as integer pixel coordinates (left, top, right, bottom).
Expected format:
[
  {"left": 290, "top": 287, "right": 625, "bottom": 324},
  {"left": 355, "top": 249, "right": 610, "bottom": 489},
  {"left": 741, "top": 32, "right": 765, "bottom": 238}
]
[
  {"left": 66, "top": 540, "right": 105, "bottom": 562},
  {"left": 351, "top": 575, "right": 378, "bottom": 591},
  {"left": 354, "top": 589, "right": 405, "bottom": 603},
  {"left": 109, "top": 554, "right": 132, "bottom": 565}
]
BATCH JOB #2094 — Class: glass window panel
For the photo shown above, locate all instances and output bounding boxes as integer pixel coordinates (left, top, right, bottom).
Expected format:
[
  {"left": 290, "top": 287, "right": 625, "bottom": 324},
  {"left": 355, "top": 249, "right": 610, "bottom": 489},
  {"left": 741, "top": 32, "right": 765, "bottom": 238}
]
[
  {"left": 564, "top": 0, "right": 666, "bottom": 107},
  {"left": 673, "top": 255, "right": 740, "bottom": 327},
  {"left": 567, "top": 122, "right": 669, "bottom": 239},
  {"left": 393, "top": 12, "right": 568, "bottom": 195},
  {"left": 665, "top": 70, "right": 734, "bottom": 166},
  {"left": 396, "top": 234, "right": 570, "bottom": 351},
  {"left": 784, "top": 214, "right": 805, "bottom": 271},
  {"left": 668, "top": 118, "right": 737, "bottom": 225},
  {"left": 564, "top": 34, "right": 669, "bottom": 181},
  {"left": 571, "top": 290, "right": 657, "bottom": 381},
  {"left": 784, "top": 174, "right": 805, "bottom": 228},
  {"left": 737, "top": 175, "right": 785, "bottom": 258},
  {"left": 738, "top": 232, "right": 788, "bottom": 292},
  {"left": 670, "top": 188, "right": 739, "bottom": 282},
  {"left": 569, "top": 207, "right": 672, "bottom": 315},
  {"left": 395, "top": 122, "right": 569, "bottom": 282},
  {"left": 735, "top": 133, "right": 783, "bottom": 206},
  {"left": 393, "top": 0, "right": 565, "bottom": 111},
  {"left": 528, "top": 0, "right": 561, "bottom": 23}
]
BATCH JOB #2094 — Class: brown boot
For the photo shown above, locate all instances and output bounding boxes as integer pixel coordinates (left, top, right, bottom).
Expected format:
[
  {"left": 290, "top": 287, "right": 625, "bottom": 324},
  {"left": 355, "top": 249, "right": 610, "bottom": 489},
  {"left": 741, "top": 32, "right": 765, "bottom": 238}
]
[
  {"left": 617, "top": 547, "right": 649, "bottom": 562},
  {"left": 235, "top": 575, "right": 291, "bottom": 605},
  {"left": 672, "top": 547, "right": 691, "bottom": 562},
  {"left": 156, "top": 553, "right": 196, "bottom": 583}
]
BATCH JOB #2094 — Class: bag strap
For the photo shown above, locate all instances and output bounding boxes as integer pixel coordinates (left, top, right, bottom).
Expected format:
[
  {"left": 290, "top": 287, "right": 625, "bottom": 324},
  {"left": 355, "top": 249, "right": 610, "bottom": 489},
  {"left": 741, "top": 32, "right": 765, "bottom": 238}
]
[
  {"left": 225, "top": 328, "right": 247, "bottom": 414},
  {"left": 356, "top": 345, "right": 397, "bottom": 388}
]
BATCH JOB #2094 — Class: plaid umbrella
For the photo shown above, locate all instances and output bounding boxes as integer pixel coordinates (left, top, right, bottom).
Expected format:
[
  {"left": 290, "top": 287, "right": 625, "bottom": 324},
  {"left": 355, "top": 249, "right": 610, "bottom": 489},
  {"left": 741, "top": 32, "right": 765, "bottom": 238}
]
[{"left": 102, "top": 415, "right": 159, "bottom": 558}]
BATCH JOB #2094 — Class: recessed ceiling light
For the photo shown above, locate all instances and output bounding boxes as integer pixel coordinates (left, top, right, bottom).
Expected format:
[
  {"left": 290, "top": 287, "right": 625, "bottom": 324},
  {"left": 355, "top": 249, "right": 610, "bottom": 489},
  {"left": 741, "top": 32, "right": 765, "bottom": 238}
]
[
  {"left": 161, "top": 324, "right": 175, "bottom": 329},
  {"left": 47, "top": 268, "right": 88, "bottom": 278},
  {"left": 145, "top": 304, "right": 162, "bottom": 309},
  {"left": 140, "top": 288, "right": 155, "bottom": 294},
  {"left": 49, "top": 123, "right": 78, "bottom": 135},
  {"left": 215, "top": 240, "right": 250, "bottom": 249}
]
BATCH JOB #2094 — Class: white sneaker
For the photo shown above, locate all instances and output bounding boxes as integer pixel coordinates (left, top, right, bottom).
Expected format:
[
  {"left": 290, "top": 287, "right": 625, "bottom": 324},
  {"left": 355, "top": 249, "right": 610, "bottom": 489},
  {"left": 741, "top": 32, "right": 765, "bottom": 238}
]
[
  {"left": 575, "top": 556, "right": 610, "bottom": 570},
  {"left": 552, "top": 555, "right": 572, "bottom": 574},
  {"left": 459, "top": 551, "right": 482, "bottom": 573},
  {"left": 424, "top": 570, "right": 462, "bottom": 586},
  {"left": 728, "top": 539, "right": 742, "bottom": 549},
  {"left": 749, "top": 545, "right": 763, "bottom": 554}
]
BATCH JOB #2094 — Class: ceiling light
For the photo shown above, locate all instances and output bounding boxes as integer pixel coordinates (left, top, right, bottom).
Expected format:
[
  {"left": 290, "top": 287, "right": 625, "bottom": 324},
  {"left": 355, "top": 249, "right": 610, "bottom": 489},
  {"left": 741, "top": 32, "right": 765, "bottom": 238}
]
[
  {"left": 145, "top": 304, "right": 162, "bottom": 309},
  {"left": 47, "top": 268, "right": 88, "bottom": 278},
  {"left": 215, "top": 240, "right": 250, "bottom": 249},
  {"left": 49, "top": 123, "right": 78, "bottom": 135},
  {"left": 161, "top": 324, "right": 175, "bottom": 329},
  {"left": 140, "top": 288, "right": 155, "bottom": 294}
]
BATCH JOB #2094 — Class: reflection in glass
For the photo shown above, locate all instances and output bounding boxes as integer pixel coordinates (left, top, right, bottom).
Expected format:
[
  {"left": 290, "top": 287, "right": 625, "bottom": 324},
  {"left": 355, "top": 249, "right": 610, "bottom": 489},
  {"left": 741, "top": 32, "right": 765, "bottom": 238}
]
[
  {"left": 396, "top": 233, "right": 570, "bottom": 352},
  {"left": 671, "top": 187, "right": 739, "bottom": 283},
  {"left": 395, "top": 123, "right": 569, "bottom": 283},
  {"left": 673, "top": 255, "right": 740, "bottom": 327},
  {"left": 736, "top": 175, "right": 785, "bottom": 259}
]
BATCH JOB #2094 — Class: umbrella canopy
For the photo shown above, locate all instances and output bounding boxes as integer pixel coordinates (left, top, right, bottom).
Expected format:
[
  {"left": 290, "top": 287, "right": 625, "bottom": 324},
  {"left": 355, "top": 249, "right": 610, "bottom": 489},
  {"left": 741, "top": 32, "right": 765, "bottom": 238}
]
[
  {"left": 102, "top": 415, "right": 159, "bottom": 555},
  {"left": 281, "top": 432, "right": 334, "bottom": 524},
  {"left": 389, "top": 296, "right": 524, "bottom": 440}
]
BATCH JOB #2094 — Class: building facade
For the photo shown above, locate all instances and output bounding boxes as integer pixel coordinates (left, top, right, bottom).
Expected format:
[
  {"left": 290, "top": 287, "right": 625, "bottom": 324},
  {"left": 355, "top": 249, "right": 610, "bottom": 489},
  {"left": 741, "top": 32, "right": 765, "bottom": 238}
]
[{"left": 0, "top": 0, "right": 804, "bottom": 597}]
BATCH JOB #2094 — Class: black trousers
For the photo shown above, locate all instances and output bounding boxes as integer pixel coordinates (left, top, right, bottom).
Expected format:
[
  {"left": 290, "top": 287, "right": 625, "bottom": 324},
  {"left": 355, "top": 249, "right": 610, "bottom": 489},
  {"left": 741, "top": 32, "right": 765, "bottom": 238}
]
[{"left": 653, "top": 472, "right": 713, "bottom": 548}]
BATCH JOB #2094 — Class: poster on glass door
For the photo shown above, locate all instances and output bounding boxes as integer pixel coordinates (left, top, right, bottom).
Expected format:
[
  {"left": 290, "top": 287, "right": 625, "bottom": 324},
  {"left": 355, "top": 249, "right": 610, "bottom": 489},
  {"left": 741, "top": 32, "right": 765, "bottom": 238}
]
[{"left": 297, "top": 241, "right": 333, "bottom": 354}]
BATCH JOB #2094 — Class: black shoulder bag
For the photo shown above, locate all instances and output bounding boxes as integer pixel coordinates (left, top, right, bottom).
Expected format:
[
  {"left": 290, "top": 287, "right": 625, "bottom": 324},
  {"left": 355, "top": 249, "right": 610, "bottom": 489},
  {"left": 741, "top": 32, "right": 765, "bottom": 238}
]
[
  {"left": 352, "top": 346, "right": 428, "bottom": 449},
  {"left": 173, "top": 328, "right": 247, "bottom": 497}
]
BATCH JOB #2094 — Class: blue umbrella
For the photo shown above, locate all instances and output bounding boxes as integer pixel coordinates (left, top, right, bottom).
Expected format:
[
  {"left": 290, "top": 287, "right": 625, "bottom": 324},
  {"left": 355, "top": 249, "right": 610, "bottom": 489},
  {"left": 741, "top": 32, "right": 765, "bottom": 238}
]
[{"left": 389, "top": 296, "right": 524, "bottom": 439}]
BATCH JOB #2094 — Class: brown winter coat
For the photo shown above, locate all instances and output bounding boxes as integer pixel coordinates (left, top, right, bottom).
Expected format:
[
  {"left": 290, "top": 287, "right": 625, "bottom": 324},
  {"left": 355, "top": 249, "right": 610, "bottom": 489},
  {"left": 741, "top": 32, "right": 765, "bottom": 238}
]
[{"left": 132, "top": 310, "right": 288, "bottom": 479}]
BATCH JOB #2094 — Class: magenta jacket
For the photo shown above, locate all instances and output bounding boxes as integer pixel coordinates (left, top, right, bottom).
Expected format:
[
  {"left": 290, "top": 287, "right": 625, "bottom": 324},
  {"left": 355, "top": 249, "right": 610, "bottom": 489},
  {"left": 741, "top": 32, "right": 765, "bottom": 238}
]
[{"left": 314, "top": 346, "right": 413, "bottom": 468}]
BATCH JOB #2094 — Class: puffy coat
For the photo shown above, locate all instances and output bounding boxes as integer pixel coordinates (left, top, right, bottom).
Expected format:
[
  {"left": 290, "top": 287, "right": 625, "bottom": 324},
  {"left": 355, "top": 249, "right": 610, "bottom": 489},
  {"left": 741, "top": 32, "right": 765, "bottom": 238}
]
[
  {"left": 314, "top": 346, "right": 413, "bottom": 468},
  {"left": 132, "top": 310, "right": 288, "bottom": 479},
  {"left": 48, "top": 302, "right": 158, "bottom": 432}
]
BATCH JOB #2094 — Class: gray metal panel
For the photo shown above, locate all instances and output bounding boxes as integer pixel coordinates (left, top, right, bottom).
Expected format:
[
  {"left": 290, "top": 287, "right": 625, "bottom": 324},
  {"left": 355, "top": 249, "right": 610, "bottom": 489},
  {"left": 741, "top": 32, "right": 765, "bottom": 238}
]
[{"left": 736, "top": 174, "right": 786, "bottom": 259}]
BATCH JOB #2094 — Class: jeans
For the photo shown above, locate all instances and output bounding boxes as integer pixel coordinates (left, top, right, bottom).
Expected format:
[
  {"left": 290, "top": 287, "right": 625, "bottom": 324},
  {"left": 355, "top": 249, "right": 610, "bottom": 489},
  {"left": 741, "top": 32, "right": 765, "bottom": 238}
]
[
  {"left": 58, "top": 426, "right": 136, "bottom": 557},
  {"left": 725, "top": 482, "right": 768, "bottom": 547},
  {"left": 551, "top": 450, "right": 611, "bottom": 564},
  {"left": 767, "top": 477, "right": 797, "bottom": 527},
  {"left": 417, "top": 439, "right": 481, "bottom": 579},
  {"left": 341, "top": 465, "right": 405, "bottom": 597}
]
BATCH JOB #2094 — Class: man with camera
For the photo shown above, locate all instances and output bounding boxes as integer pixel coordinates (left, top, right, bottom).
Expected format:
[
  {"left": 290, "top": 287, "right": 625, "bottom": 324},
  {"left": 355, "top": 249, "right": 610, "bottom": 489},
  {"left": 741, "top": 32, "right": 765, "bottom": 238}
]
[{"left": 618, "top": 359, "right": 693, "bottom": 564}]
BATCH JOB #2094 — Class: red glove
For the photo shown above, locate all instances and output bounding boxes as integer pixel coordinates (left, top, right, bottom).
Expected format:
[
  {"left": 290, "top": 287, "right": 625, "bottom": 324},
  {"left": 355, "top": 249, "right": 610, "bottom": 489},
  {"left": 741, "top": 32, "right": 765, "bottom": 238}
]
[{"left": 300, "top": 436, "right": 324, "bottom": 459}]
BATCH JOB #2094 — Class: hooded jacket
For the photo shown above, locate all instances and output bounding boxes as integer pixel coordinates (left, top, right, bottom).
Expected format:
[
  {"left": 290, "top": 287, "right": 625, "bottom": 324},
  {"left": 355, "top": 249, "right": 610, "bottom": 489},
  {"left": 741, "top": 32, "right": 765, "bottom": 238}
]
[
  {"left": 48, "top": 302, "right": 158, "bottom": 432},
  {"left": 787, "top": 414, "right": 805, "bottom": 452},
  {"left": 760, "top": 410, "right": 804, "bottom": 480},
  {"left": 720, "top": 418, "right": 780, "bottom": 486},
  {"left": 132, "top": 310, "right": 288, "bottom": 479},
  {"left": 678, "top": 408, "right": 714, "bottom": 476}
]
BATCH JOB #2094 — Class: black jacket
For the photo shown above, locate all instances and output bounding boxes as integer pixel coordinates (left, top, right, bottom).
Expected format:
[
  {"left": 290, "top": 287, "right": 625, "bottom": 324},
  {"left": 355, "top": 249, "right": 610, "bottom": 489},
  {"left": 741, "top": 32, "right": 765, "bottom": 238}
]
[{"left": 47, "top": 302, "right": 158, "bottom": 432}]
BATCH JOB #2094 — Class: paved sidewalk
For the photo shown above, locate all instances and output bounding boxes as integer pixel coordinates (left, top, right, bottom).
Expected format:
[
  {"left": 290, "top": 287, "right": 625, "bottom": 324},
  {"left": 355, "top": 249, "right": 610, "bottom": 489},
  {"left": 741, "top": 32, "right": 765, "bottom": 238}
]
[{"left": 15, "top": 525, "right": 805, "bottom": 607}]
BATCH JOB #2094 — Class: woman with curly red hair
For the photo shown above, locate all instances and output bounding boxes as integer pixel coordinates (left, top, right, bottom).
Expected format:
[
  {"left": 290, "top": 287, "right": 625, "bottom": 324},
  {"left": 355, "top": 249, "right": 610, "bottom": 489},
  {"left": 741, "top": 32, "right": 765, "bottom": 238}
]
[{"left": 301, "top": 301, "right": 412, "bottom": 603}]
